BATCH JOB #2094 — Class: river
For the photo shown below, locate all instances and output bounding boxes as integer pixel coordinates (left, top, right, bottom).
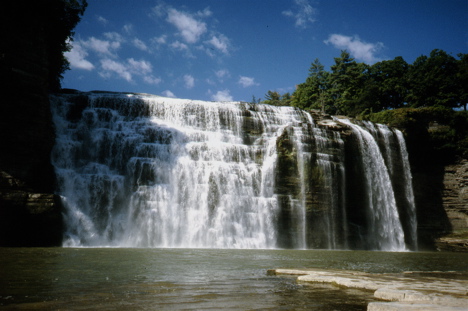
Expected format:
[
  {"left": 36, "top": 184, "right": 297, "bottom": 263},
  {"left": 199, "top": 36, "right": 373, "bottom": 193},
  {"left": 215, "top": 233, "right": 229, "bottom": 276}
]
[{"left": 1, "top": 248, "right": 467, "bottom": 310}]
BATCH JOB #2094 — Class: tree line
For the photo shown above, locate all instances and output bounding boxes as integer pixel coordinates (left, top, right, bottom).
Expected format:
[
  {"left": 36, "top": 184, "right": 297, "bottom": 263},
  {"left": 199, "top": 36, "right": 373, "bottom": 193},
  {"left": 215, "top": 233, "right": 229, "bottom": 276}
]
[{"left": 260, "top": 49, "right": 467, "bottom": 116}]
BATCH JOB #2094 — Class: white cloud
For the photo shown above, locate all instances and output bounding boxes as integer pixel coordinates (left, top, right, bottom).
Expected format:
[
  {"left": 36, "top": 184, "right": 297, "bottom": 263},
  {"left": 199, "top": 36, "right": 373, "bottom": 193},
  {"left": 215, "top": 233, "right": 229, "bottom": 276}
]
[
  {"left": 151, "top": 3, "right": 232, "bottom": 59},
  {"left": 82, "top": 36, "right": 120, "bottom": 57},
  {"left": 170, "top": 40, "right": 188, "bottom": 51},
  {"left": 214, "top": 69, "right": 230, "bottom": 83},
  {"left": 212, "top": 89, "right": 233, "bottom": 101},
  {"left": 324, "top": 34, "right": 384, "bottom": 64},
  {"left": 97, "top": 15, "right": 108, "bottom": 25},
  {"left": 127, "top": 58, "right": 152, "bottom": 75},
  {"left": 133, "top": 38, "right": 148, "bottom": 51},
  {"left": 183, "top": 74, "right": 195, "bottom": 89},
  {"left": 162, "top": 90, "right": 176, "bottom": 98},
  {"left": 206, "top": 34, "right": 229, "bottom": 54},
  {"left": 123, "top": 23, "right": 134, "bottom": 35},
  {"left": 167, "top": 8, "right": 207, "bottom": 43},
  {"left": 104, "top": 32, "right": 125, "bottom": 43},
  {"left": 65, "top": 41, "right": 94, "bottom": 70},
  {"left": 283, "top": 0, "right": 317, "bottom": 29},
  {"left": 100, "top": 59, "right": 132, "bottom": 82},
  {"left": 152, "top": 35, "right": 167, "bottom": 45},
  {"left": 238, "top": 76, "right": 259, "bottom": 88},
  {"left": 197, "top": 7, "right": 212, "bottom": 18},
  {"left": 143, "top": 75, "right": 162, "bottom": 85},
  {"left": 99, "top": 58, "right": 158, "bottom": 84}
]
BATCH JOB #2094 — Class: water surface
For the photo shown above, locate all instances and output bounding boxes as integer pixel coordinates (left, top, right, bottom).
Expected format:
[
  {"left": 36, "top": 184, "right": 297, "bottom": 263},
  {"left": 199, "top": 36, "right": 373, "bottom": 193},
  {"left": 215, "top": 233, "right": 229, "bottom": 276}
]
[{"left": 1, "top": 248, "right": 467, "bottom": 310}]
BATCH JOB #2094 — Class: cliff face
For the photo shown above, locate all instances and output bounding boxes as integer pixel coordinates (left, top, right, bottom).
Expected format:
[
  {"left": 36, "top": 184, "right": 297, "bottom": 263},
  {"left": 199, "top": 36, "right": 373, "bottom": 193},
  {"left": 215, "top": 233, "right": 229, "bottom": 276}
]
[
  {"left": 435, "top": 160, "right": 468, "bottom": 251},
  {"left": 0, "top": 4, "right": 63, "bottom": 246},
  {"left": 388, "top": 116, "right": 468, "bottom": 251}
]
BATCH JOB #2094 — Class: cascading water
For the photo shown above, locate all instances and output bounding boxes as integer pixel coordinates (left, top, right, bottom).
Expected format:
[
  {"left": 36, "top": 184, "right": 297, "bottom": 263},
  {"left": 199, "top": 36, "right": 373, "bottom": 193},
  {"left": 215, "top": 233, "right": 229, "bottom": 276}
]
[{"left": 51, "top": 91, "right": 417, "bottom": 250}]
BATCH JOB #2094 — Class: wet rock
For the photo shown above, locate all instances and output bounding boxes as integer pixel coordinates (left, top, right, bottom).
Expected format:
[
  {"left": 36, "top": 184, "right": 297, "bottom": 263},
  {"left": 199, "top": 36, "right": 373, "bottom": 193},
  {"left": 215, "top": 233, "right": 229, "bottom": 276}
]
[{"left": 271, "top": 268, "right": 468, "bottom": 311}]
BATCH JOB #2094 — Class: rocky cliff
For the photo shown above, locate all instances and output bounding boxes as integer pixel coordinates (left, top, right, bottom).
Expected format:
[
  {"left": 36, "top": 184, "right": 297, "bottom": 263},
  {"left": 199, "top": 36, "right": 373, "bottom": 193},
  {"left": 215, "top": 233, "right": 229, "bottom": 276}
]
[
  {"left": 436, "top": 159, "right": 468, "bottom": 251},
  {"left": 370, "top": 110, "right": 468, "bottom": 251},
  {"left": 0, "top": 3, "right": 63, "bottom": 246}
]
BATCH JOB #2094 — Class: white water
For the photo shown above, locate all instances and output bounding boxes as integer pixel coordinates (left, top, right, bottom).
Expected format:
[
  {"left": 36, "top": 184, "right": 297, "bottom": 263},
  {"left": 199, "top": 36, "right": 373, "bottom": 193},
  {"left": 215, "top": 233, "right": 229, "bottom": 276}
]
[
  {"left": 51, "top": 92, "right": 416, "bottom": 250},
  {"left": 339, "top": 119, "right": 406, "bottom": 251}
]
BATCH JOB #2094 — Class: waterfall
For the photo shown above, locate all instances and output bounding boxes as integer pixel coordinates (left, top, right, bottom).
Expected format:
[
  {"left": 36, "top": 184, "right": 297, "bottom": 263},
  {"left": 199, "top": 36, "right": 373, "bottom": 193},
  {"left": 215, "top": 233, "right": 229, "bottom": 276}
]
[{"left": 51, "top": 92, "right": 416, "bottom": 250}]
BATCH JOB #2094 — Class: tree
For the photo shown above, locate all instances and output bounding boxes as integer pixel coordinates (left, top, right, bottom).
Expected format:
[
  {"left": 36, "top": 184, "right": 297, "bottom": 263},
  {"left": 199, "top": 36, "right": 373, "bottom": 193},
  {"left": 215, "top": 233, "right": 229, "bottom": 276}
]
[
  {"left": 291, "top": 59, "right": 331, "bottom": 112},
  {"left": 369, "top": 56, "right": 409, "bottom": 110},
  {"left": 329, "top": 50, "right": 369, "bottom": 116},
  {"left": 46, "top": 0, "right": 88, "bottom": 91},
  {"left": 263, "top": 90, "right": 282, "bottom": 106},
  {"left": 406, "top": 49, "right": 459, "bottom": 108}
]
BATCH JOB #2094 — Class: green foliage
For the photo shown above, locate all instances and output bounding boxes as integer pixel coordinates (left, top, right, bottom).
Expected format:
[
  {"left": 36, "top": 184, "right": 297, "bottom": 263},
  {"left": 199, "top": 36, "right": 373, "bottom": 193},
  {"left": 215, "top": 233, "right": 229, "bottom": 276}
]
[
  {"left": 262, "top": 90, "right": 293, "bottom": 106},
  {"left": 291, "top": 58, "right": 333, "bottom": 112},
  {"left": 368, "top": 107, "right": 468, "bottom": 161},
  {"left": 406, "top": 49, "right": 459, "bottom": 108},
  {"left": 287, "top": 49, "right": 467, "bottom": 117}
]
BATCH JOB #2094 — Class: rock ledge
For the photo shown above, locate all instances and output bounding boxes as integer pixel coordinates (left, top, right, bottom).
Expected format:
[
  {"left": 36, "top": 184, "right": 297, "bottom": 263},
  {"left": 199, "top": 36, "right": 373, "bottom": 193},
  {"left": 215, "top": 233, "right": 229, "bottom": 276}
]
[{"left": 269, "top": 268, "right": 468, "bottom": 311}]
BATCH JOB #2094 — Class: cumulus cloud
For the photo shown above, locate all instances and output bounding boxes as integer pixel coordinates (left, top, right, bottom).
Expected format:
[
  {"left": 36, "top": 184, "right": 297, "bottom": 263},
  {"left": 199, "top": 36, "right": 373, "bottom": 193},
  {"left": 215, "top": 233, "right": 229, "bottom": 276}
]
[
  {"left": 170, "top": 40, "right": 189, "bottom": 51},
  {"left": 143, "top": 75, "right": 162, "bottom": 85},
  {"left": 81, "top": 36, "right": 121, "bottom": 57},
  {"left": 238, "top": 76, "right": 259, "bottom": 88},
  {"left": 100, "top": 59, "right": 132, "bottom": 82},
  {"left": 324, "top": 34, "right": 384, "bottom": 64},
  {"left": 206, "top": 34, "right": 229, "bottom": 54},
  {"left": 283, "top": 0, "right": 317, "bottom": 29},
  {"left": 166, "top": 8, "right": 207, "bottom": 43},
  {"left": 103, "top": 32, "right": 125, "bottom": 43},
  {"left": 212, "top": 89, "right": 233, "bottom": 101},
  {"left": 214, "top": 69, "right": 230, "bottom": 83},
  {"left": 152, "top": 35, "right": 167, "bottom": 45},
  {"left": 65, "top": 41, "right": 94, "bottom": 70},
  {"left": 127, "top": 58, "right": 152, "bottom": 75},
  {"left": 98, "top": 58, "right": 160, "bottom": 85},
  {"left": 133, "top": 38, "right": 148, "bottom": 51},
  {"left": 152, "top": 3, "right": 231, "bottom": 56},
  {"left": 162, "top": 90, "right": 176, "bottom": 98},
  {"left": 183, "top": 74, "right": 195, "bottom": 89}
]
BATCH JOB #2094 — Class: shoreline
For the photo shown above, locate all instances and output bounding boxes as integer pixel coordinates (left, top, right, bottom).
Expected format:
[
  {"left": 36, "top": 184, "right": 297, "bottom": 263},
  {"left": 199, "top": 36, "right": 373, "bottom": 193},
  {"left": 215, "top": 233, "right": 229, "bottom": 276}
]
[{"left": 269, "top": 268, "right": 468, "bottom": 310}]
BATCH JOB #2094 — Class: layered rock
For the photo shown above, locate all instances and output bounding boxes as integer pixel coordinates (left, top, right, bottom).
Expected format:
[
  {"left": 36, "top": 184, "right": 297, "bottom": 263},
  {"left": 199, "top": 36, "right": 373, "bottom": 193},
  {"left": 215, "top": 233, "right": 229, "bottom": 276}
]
[
  {"left": 435, "top": 159, "right": 468, "bottom": 251},
  {"left": 271, "top": 268, "right": 468, "bottom": 311}
]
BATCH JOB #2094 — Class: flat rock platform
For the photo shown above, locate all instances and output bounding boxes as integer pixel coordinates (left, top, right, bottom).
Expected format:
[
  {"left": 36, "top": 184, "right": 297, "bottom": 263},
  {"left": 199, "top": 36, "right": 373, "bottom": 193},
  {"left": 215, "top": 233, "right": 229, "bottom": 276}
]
[{"left": 268, "top": 268, "right": 468, "bottom": 310}]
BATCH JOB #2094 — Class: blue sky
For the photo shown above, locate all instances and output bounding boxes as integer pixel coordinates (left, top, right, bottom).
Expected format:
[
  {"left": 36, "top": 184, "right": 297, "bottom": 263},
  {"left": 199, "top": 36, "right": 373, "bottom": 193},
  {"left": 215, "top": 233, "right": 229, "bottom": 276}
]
[{"left": 63, "top": 0, "right": 467, "bottom": 102}]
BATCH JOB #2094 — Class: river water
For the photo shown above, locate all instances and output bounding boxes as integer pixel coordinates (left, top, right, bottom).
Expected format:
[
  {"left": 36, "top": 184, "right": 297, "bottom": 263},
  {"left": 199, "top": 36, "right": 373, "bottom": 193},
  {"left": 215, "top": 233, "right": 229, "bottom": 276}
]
[{"left": 1, "top": 248, "right": 467, "bottom": 310}]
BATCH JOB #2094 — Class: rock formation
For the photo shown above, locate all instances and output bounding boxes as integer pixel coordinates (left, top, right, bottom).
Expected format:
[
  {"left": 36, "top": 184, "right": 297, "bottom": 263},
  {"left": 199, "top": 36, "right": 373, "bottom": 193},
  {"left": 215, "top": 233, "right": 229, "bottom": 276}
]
[{"left": 0, "top": 2, "right": 63, "bottom": 246}]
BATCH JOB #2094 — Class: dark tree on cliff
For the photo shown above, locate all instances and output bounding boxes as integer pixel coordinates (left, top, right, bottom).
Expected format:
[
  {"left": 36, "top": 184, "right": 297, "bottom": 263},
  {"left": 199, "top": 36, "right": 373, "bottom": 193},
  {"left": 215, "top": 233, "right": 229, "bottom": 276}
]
[
  {"left": 369, "top": 56, "right": 409, "bottom": 110},
  {"left": 406, "top": 49, "right": 459, "bottom": 109},
  {"left": 46, "top": 0, "right": 88, "bottom": 91}
]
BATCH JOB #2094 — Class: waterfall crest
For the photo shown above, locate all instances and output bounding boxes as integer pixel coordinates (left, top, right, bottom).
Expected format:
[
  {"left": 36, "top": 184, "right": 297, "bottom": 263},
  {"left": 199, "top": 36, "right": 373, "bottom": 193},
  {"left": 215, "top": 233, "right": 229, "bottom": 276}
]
[{"left": 51, "top": 92, "right": 417, "bottom": 250}]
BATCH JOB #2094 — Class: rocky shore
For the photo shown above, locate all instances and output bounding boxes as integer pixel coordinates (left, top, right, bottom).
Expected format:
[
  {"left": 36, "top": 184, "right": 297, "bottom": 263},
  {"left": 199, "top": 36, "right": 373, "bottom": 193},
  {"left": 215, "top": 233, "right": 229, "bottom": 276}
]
[{"left": 269, "top": 268, "right": 468, "bottom": 310}]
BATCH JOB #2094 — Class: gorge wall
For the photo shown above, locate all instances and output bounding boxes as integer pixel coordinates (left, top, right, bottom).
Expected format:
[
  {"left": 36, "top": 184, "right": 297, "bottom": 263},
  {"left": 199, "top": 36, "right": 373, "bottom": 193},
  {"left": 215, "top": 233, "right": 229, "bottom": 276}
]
[{"left": 0, "top": 3, "right": 62, "bottom": 246}]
